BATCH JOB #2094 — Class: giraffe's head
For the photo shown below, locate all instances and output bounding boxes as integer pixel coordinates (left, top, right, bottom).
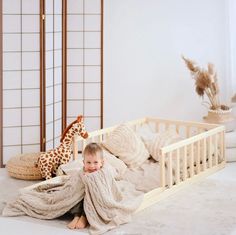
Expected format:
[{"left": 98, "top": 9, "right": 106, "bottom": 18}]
[
  {"left": 73, "top": 115, "right": 88, "bottom": 138},
  {"left": 60, "top": 115, "right": 88, "bottom": 143}
]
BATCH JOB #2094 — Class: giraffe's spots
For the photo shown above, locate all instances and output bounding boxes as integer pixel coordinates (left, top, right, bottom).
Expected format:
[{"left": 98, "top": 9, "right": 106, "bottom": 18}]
[{"left": 38, "top": 117, "right": 88, "bottom": 179}]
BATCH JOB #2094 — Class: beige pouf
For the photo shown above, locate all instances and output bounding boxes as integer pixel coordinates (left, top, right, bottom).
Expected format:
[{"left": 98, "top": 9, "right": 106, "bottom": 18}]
[{"left": 6, "top": 153, "right": 43, "bottom": 180}]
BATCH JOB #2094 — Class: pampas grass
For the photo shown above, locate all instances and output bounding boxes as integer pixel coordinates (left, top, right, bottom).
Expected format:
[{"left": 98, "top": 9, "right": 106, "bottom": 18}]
[{"left": 182, "top": 56, "right": 229, "bottom": 110}]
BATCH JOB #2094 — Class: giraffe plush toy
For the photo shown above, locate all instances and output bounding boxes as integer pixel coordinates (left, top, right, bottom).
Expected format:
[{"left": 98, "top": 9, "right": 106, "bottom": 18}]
[{"left": 37, "top": 115, "right": 88, "bottom": 180}]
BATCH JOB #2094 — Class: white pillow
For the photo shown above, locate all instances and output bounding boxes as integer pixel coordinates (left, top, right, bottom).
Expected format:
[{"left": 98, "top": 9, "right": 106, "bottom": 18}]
[
  {"left": 137, "top": 125, "right": 182, "bottom": 161},
  {"left": 102, "top": 124, "right": 150, "bottom": 168},
  {"left": 136, "top": 123, "right": 157, "bottom": 142}
]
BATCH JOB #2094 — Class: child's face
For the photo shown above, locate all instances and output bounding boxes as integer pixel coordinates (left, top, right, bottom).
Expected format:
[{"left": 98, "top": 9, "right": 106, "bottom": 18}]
[{"left": 83, "top": 152, "right": 103, "bottom": 173}]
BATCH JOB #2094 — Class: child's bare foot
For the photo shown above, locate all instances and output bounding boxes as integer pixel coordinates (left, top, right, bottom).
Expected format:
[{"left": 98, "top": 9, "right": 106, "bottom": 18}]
[
  {"left": 67, "top": 216, "right": 80, "bottom": 229},
  {"left": 75, "top": 215, "right": 88, "bottom": 229}
]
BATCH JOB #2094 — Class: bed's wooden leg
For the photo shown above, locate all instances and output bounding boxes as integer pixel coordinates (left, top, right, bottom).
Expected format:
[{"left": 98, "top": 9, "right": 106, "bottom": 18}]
[
  {"left": 203, "top": 138, "right": 207, "bottom": 170},
  {"left": 167, "top": 152, "right": 173, "bottom": 188},
  {"left": 196, "top": 140, "right": 200, "bottom": 174},
  {"left": 160, "top": 153, "right": 166, "bottom": 188},
  {"left": 190, "top": 143, "right": 194, "bottom": 177},
  {"left": 208, "top": 136, "right": 212, "bottom": 168},
  {"left": 175, "top": 149, "right": 180, "bottom": 185},
  {"left": 220, "top": 130, "right": 225, "bottom": 161},
  {"left": 183, "top": 146, "right": 187, "bottom": 181},
  {"left": 214, "top": 134, "right": 218, "bottom": 165}
]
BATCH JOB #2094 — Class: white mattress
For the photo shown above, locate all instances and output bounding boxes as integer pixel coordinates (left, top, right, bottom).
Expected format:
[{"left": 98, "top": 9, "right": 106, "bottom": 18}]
[{"left": 226, "top": 148, "right": 236, "bottom": 162}]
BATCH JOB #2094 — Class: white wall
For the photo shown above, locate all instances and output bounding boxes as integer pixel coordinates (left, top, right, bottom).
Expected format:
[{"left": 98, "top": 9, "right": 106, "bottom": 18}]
[
  {"left": 227, "top": 0, "right": 236, "bottom": 97},
  {"left": 103, "top": 0, "right": 230, "bottom": 127}
]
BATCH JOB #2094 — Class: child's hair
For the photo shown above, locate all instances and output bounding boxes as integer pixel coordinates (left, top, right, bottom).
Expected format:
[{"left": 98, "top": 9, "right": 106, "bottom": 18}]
[{"left": 83, "top": 142, "right": 103, "bottom": 159}]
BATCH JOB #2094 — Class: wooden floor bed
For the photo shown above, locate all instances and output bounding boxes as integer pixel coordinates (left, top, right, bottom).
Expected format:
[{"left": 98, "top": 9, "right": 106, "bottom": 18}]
[{"left": 72, "top": 117, "right": 225, "bottom": 213}]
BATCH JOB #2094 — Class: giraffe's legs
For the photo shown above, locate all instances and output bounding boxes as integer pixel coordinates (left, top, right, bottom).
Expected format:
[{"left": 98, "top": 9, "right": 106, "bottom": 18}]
[
  {"left": 38, "top": 162, "right": 46, "bottom": 179},
  {"left": 40, "top": 165, "right": 53, "bottom": 180}
]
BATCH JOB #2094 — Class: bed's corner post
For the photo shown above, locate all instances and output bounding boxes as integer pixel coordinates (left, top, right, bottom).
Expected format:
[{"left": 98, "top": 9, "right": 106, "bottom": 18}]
[
  {"left": 220, "top": 128, "right": 226, "bottom": 163},
  {"left": 72, "top": 136, "right": 78, "bottom": 160},
  {"left": 160, "top": 150, "right": 166, "bottom": 189}
]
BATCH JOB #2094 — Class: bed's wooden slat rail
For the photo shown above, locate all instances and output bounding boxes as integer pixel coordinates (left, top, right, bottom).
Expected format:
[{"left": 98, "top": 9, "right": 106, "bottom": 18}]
[
  {"left": 73, "top": 117, "right": 222, "bottom": 156},
  {"left": 73, "top": 118, "right": 148, "bottom": 158},
  {"left": 160, "top": 127, "right": 225, "bottom": 189},
  {"left": 147, "top": 117, "right": 219, "bottom": 129},
  {"left": 72, "top": 116, "right": 225, "bottom": 193}
]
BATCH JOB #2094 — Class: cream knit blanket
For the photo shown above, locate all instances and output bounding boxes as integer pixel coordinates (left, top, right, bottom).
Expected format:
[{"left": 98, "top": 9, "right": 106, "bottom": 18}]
[
  {"left": 2, "top": 163, "right": 143, "bottom": 235},
  {"left": 2, "top": 173, "right": 85, "bottom": 219},
  {"left": 81, "top": 163, "right": 144, "bottom": 235}
]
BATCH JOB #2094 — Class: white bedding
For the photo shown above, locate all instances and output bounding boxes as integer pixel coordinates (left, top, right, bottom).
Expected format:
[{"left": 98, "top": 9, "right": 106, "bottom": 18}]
[{"left": 122, "top": 158, "right": 161, "bottom": 192}]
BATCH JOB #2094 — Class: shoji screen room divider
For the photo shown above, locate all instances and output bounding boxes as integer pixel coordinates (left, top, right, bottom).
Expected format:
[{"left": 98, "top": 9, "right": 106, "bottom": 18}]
[{"left": 0, "top": 0, "right": 103, "bottom": 167}]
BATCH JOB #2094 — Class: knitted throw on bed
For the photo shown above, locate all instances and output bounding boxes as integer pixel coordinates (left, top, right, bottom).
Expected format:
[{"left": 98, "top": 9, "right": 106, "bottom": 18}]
[
  {"left": 2, "top": 173, "right": 84, "bottom": 219},
  {"left": 82, "top": 163, "right": 144, "bottom": 235},
  {"left": 2, "top": 163, "right": 143, "bottom": 235}
]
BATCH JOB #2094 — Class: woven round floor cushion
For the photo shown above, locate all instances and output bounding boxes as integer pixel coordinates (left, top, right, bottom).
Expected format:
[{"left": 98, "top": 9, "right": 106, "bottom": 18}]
[{"left": 7, "top": 153, "right": 43, "bottom": 180}]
